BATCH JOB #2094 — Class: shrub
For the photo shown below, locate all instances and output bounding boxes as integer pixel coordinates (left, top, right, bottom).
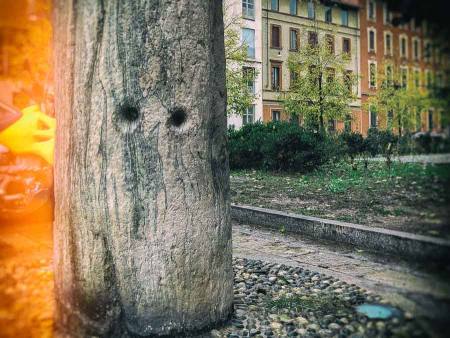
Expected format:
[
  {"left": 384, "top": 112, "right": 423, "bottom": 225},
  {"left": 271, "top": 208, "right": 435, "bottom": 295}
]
[
  {"left": 366, "top": 128, "right": 398, "bottom": 156},
  {"left": 338, "top": 131, "right": 365, "bottom": 170},
  {"left": 228, "top": 122, "right": 335, "bottom": 172},
  {"left": 413, "top": 132, "right": 450, "bottom": 154},
  {"left": 228, "top": 123, "right": 267, "bottom": 169},
  {"left": 366, "top": 128, "right": 398, "bottom": 169},
  {"left": 397, "top": 133, "right": 417, "bottom": 155}
]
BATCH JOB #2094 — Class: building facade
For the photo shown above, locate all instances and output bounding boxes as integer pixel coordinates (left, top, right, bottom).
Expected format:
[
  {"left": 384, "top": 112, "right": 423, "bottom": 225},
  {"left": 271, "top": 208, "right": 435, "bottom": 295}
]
[
  {"left": 228, "top": 0, "right": 446, "bottom": 135},
  {"left": 261, "top": 0, "right": 361, "bottom": 131},
  {"left": 359, "top": 0, "right": 445, "bottom": 135},
  {"left": 226, "top": 0, "right": 264, "bottom": 128}
]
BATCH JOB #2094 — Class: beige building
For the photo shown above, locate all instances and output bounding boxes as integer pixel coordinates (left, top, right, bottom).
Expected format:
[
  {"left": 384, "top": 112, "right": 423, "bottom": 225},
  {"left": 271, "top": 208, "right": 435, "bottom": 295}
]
[
  {"left": 226, "top": 0, "right": 264, "bottom": 128},
  {"left": 261, "top": 0, "right": 361, "bottom": 129}
]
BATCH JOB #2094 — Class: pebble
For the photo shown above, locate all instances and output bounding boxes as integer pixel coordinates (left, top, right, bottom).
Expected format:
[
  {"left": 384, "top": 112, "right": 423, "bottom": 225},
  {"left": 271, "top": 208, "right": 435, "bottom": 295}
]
[
  {"left": 295, "top": 316, "right": 309, "bottom": 325},
  {"left": 209, "top": 258, "right": 427, "bottom": 337},
  {"left": 328, "top": 323, "right": 341, "bottom": 330},
  {"left": 270, "top": 322, "right": 282, "bottom": 330},
  {"left": 307, "top": 323, "right": 320, "bottom": 332}
]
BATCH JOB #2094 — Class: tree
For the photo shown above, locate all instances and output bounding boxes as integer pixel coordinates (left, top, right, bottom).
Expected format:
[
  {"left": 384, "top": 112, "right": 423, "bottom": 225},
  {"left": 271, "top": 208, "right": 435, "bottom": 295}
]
[
  {"left": 281, "top": 28, "right": 357, "bottom": 132},
  {"left": 224, "top": 0, "right": 257, "bottom": 116},
  {"left": 366, "top": 63, "right": 428, "bottom": 136},
  {"left": 53, "top": 1, "right": 232, "bottom": 336}
]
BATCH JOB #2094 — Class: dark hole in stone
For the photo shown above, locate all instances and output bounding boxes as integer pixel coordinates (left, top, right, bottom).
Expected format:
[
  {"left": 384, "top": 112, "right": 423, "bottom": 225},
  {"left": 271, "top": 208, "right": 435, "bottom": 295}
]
[
  {"left": 119, "top": 104, "right": 139, "bottom": 122},
  {"left": 168, "top": 107, "right": 187, "bottom": 127}
]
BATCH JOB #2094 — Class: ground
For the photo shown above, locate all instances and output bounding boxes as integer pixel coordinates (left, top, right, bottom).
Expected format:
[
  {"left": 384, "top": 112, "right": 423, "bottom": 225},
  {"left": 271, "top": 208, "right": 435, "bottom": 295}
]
[
  {"left": 0, "top": 221, "right": 53, "bottom": 338},
  {"left": 233, "top": 223, "right": 450, "bottom": 337},
  {"left": 231, "top": 161, "right": 450, "bottom": 239},
  {"left": 1, "top": 220, "right": 449, "bottom": 337}
]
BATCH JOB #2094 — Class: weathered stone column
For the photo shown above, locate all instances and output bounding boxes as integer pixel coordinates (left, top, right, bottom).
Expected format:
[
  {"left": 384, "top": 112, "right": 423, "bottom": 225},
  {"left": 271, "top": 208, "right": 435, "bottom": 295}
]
[{"left": 53, "top": 1, "right": 232, "bottom": 336}]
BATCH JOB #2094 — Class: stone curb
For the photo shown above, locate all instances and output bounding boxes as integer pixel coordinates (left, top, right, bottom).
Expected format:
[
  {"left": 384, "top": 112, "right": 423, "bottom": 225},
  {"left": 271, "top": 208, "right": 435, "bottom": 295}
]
[{"left": 231, "top": 204, "right": 450, "bottom": 262}]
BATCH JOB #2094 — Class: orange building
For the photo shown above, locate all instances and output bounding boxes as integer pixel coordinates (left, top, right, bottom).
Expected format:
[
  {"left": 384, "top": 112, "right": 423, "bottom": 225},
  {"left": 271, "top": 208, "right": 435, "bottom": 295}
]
[
  {"left": 359, "top": 0, "right": 445, "bottom": 135},
  {"left": 257, "top": 0, "right": 446, "bottom": 135}
]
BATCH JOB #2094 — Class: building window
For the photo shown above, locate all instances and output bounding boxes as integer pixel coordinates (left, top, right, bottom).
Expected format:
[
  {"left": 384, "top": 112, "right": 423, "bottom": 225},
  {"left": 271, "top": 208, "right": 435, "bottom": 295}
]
[
  {"left": 342, "top": 38, "right": 351, "bottom": 54},
  {"left": 385, "top": 64, "right": 393, "bottom": 85},
  {"left": 413, "top": 38, "right": 420, "bottom": 61},
  {"left": 328, "top": 119, "right": 336, "bottom": 132},
  {"left": 370, "top": 106, "right": 377, "bottom": 128},
  {"left": 400, "top": 35, "right": 408, "bottom": 58},
  {"left": 242, "top": 0, "right": 255, "bottom": 19},
  {"left": 290, "top": 0, "right": 297, "bottom": 15},
  {"left": 368, "top": 29, "right": 376, "bottom": 52},
  {"left": 435, "top": 48, "right": 442, "bottom": 65},
  {"left": 242, "top": 28, "right": 255, "bottom": 58},
  {"left": 384, "top": 32, "right": 392, "bottom": 56},
  {"left": 271, "top": 25, "right": 281, "bottom": 49},
  {"left": 271, "top": 62, "right": 282, "bottom": 91},
  {"left": 414, "top": 69, "right": 420, "bottom": 88},
  {"left": 243, "top": 105, "right": 255, "bottom": 125},
  {"left": 290, "top": 28, "right": 299, "bottom": 51},
  {"left": 416, "top": 111, "right": 422, "bottom": 131},
  {"left": 369, "top": 62, "right": 377, "bottom": 89},
  {"left": 368, "top": 0, "right": 376, "bottom": 21},
  {"left": 428, "top": 110, "right": 434, "bottom": 130},
  {"left": 325, "top": 6, "right": 332, "bottom": 23},
  {"left": 341, "top": 9, "right": 349, "bottom": 26},
  {"left": 309, "top": 65, "right": 318, "bottom": 86},
  {"left": 272, "top": 110, "right": 281, "bottom": 121},
  {"left": 344, "top": 70, "right": 353, "bottom": 94},
  {"left": 424, "top": 41, "right": 432, "bottom": 62},
  {"left": 436, "top": 72, "right": 443, "bottom": 88},
  {"left": 308, "top": 31, "right": 318, "bottom": 47},
  {"left": 344, "top": 115, "right": 352, "bottom": 132},
  {"left": 425, "top": 70, "right": 432, "bottom": 89},
  {"left": 307, "top": 0, "right": 315, "bottom": 19},
  {"left": 383, "top": 3, "right": 392, "bottom": 24},
  {"left": 243, "top": 67, "right": 255, "bottom": 94},
  {"left": 326, "top": 68, "right": 335, "bottom": 83},
  {"left": 271, "top": 0, "right": 279, "bottom": 11},
  {"left": 290, "top": 70, "right": 298, "bottom": 87},
  {"left": 326, "top": 34, "right": 335, "bottom": 54},
  {"left": 400, "top": 67, "right": 408, "bottom": 88}
]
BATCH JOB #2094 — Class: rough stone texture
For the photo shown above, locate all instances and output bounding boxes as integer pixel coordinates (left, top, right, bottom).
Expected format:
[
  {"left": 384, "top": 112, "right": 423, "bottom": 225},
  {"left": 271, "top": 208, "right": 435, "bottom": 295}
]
[
  {"left": 232, "top": 222, "right": 450, "bottom": 338},
  {"left": 231, "top": 204, "right": 450, "bottom": 263},
  {"left": 53, "top": 1, "right": 232, "bottom": 336}
]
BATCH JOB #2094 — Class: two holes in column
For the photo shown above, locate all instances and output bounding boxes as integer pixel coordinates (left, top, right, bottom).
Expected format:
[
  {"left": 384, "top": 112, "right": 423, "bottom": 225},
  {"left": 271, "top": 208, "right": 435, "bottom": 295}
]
[{"left": 118, "top": 103, "right": 187, "bottom": 128}]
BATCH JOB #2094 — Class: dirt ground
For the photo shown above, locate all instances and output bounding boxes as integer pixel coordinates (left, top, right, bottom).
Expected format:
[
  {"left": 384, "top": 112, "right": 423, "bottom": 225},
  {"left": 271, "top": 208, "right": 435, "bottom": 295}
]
[{"left": 231, "top": 162, "right": 450, "bottom": 239}]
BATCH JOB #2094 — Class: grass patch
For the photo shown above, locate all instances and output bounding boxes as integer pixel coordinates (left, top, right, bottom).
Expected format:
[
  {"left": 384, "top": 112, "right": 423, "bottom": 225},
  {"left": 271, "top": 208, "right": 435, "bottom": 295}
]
[{"left": 231, "top": 161, "right": 450, "bottom": 238}]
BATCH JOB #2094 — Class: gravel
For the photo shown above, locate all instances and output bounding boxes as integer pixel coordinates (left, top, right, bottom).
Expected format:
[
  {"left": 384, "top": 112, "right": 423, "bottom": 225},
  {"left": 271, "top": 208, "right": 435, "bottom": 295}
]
[{"left": 210, "top": 258, "right": 427, "bottom": 337}]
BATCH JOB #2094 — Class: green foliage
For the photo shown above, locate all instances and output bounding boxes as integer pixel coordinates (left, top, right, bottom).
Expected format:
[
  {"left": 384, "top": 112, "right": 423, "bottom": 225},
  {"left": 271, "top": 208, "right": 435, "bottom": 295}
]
[
  {"left": 281, "top": 28, "right": 357, "bottom": 132},
  {"left": 231, "top": 161, "right": 450, "bottom": 236},
  {"left": 366, "top": 63, "right": 429, "bottom": 136},
  {"left": 228, "top": 122, "right": 336, "bottom": 172},
  {"left": 366, "top": 128, "right": 397, "bottom": 155},
  {"left": 228, "top": 123, "right": 267, "bottom": 169},
  {"left": 338, "top": 131, "right": 365, "bottom": 169},
  {"left": 413, "top": 133, "right": 450, "bottom": 154}
]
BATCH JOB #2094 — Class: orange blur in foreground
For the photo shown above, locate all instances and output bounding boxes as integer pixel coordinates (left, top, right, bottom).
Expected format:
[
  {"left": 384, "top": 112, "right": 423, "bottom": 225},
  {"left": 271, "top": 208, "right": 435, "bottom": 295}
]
[
  {"left": 0, "top": 102, "right": 54, "bottom": 221},
  {"left": 0, "top": 103, "right": 55, "bottom": 338},
  {"left": 0, "top": 0, "right": 55, "bottom": 337}
]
